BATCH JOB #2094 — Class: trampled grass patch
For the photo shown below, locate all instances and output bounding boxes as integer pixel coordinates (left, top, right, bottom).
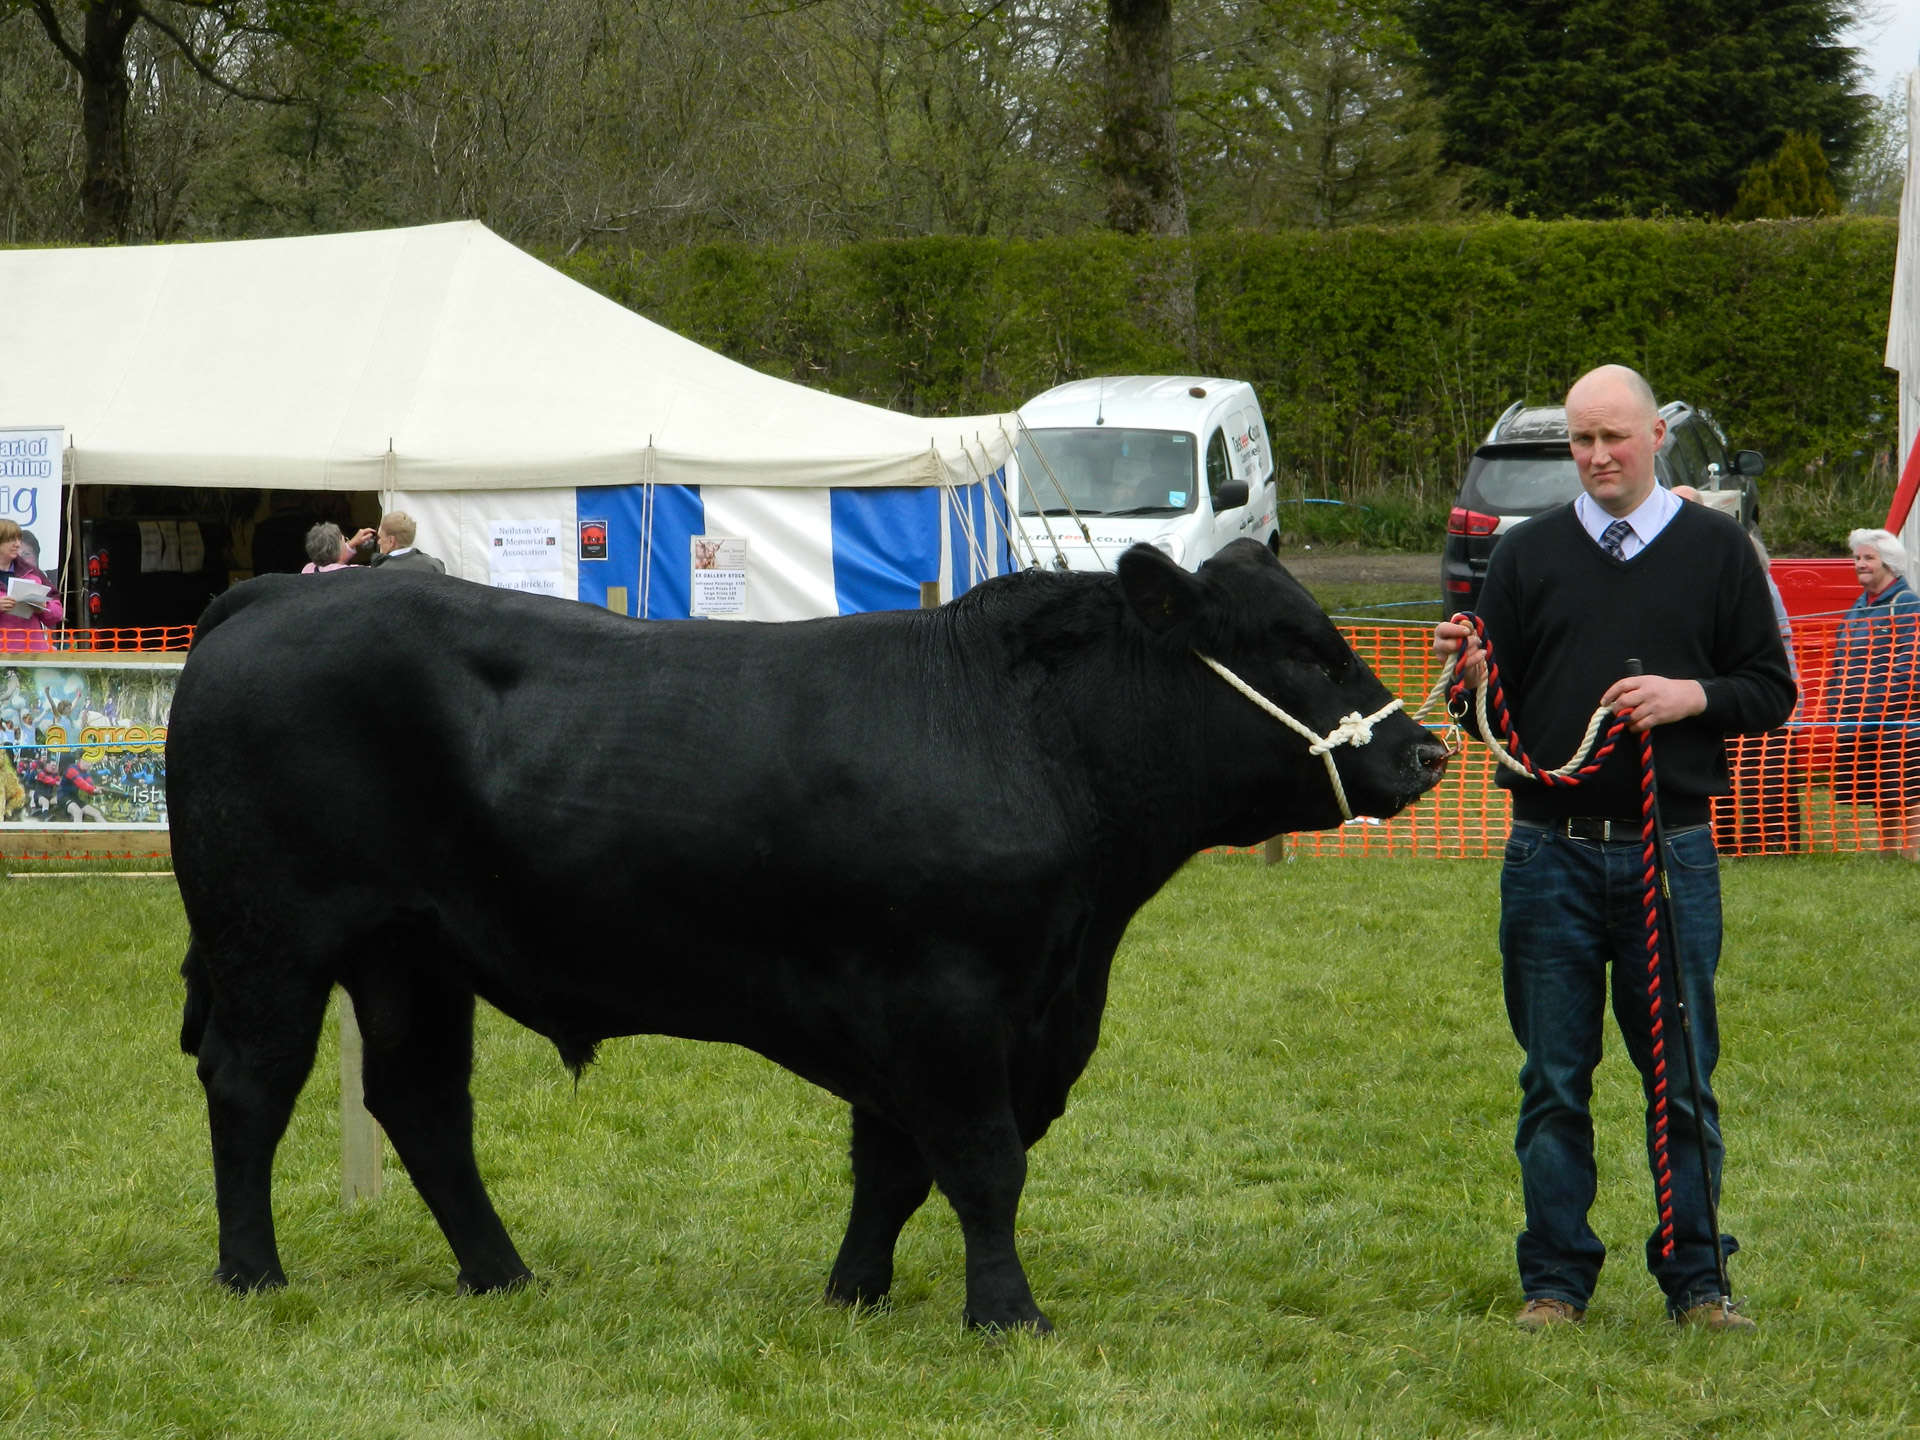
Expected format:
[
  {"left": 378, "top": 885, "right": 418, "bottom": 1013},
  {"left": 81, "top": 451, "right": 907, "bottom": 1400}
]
[{"left": 0, "top": 858, "right": 1913, "bottom": 1436}]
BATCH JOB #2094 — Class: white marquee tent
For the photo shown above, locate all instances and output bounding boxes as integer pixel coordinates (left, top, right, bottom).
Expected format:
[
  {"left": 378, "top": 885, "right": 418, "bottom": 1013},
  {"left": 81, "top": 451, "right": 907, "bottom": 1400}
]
[{"left": 0, "top": 221, "right": 1022, "bottom": 619}]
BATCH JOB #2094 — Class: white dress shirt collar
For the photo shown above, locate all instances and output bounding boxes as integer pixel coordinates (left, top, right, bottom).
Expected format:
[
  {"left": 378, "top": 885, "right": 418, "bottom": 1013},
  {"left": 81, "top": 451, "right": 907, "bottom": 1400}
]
[{"left": 1574, "top": 483, "right": 1680, "bottom": 561}]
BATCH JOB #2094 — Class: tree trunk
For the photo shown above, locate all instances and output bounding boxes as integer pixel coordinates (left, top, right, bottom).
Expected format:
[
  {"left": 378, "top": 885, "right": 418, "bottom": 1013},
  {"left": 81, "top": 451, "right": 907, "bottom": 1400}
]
[
  {"left": 1099, "top": 0, "right": 1187, "bottom": 236},
  {"left": 78, "top": 0, "right": 142, "bottom": 243}
]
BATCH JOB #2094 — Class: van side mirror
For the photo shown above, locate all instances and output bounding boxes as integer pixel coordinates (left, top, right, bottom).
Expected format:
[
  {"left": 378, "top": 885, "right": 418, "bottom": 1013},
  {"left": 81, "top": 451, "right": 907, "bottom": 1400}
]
[
  {"left": 1215, "top": 480, "right": 1249, "bottom": 510},
  {"left": 1731, "top": 450, "right": 1765, "bottom": 477}
]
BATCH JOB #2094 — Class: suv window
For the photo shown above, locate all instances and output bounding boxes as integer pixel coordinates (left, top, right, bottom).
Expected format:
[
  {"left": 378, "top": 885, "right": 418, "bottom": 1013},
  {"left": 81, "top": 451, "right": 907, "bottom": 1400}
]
[
  {"left": 1693, "top": 417, "right": 1728, "bottom": 473},
  {"left": 1206, "top": 428, "right": 1233, "bottom": 502},
  {"left": 1669, "top": 424, "right": 1709, "bottom": 487},
  {"left": 1463, "top": 452, "right": 1582, "bottom": 511}
]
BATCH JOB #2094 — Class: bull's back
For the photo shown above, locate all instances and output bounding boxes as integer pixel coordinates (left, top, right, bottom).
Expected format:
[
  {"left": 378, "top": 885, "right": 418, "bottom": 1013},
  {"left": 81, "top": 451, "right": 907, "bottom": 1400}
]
[{"left": 171, "top": 574, "right": 1081, "bottom": 1030}]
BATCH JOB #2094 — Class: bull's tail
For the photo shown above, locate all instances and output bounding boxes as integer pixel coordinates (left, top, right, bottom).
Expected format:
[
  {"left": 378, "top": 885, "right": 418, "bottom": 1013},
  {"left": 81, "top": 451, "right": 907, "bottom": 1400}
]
[{"left": 180, "top": 938, "right": 213, "bottom": 1056}]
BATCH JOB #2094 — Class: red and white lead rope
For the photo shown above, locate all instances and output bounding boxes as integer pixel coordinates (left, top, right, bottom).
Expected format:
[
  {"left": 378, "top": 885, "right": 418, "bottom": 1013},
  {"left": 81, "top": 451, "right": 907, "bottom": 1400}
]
[
  {"left": 1205, "top": 619, "right": 1692, "bottom": 1267},
  {"left": 1420, "top": 613, "right": 1681, "bottom": 1260}
]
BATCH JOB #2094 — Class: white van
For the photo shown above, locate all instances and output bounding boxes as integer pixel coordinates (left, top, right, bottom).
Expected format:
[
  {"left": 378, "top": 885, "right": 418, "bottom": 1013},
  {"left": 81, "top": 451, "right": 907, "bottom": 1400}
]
[{"left": 1007, "top": 376, "right": 1278, "bottom": 573}]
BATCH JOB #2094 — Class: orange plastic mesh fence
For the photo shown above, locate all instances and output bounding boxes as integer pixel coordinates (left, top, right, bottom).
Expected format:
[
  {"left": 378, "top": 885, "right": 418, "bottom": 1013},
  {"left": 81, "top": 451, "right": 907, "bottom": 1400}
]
[
  {"left": 1265, "top": 616, "right": 1918, "bottom": 861},
  {"left": 0, "top": 627, "right": 196, "bottom": 653},
  {"left": 19, "top": 620, "right": 1917, "bottom": 862}
]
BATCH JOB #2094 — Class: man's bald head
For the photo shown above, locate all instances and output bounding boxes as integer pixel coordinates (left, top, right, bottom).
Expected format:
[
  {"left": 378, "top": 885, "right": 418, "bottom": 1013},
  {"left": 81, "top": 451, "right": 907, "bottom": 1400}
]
[
  {"left": 1563, "top": 364, "right": 1666, "bottom": 518},
  {"left": 1565, "top": 364, "right": 1658, "bottom": 424}
]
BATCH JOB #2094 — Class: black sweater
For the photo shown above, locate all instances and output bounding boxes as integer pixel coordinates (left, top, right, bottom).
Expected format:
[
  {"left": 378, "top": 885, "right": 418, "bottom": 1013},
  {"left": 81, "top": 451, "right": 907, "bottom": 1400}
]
[{"left": 1462, "top": 501, "right": 1796, "bottom": 828}]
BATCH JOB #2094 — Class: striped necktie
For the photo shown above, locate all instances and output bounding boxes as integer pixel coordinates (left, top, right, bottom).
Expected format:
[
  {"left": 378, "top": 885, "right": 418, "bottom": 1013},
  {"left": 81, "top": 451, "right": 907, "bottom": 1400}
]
[{"left": 1600, "top": 519, "right": 1633, "bottom": 559}]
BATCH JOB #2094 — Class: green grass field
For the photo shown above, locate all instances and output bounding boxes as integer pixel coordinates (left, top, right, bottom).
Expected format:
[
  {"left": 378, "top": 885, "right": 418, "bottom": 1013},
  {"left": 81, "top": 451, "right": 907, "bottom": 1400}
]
[{"left": 0, "top": 858, "right": 1914, "bottom": 1437}]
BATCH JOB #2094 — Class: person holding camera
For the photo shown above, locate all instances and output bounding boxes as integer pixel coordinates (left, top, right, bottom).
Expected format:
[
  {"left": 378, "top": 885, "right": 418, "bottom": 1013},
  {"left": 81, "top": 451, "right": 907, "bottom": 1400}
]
[
  {"left": 1434, "top": 365, "right": 1793, "bottom": 1332},
  {"left": 300, "top": 523, "right": 375, "bottom": 574}
]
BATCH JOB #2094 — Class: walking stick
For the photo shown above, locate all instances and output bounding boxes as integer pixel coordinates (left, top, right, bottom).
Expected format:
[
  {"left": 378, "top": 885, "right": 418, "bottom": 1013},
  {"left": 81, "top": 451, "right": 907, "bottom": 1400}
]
[{"left": 1626, "top": 659, "right": 1733, "bottom": 1313}]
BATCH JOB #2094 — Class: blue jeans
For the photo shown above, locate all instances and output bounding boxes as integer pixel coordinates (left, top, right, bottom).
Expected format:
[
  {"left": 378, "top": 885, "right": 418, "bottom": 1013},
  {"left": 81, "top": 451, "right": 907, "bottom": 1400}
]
[{"left": 1500, "top": 822, "right": 1736, "bottom": 1314}]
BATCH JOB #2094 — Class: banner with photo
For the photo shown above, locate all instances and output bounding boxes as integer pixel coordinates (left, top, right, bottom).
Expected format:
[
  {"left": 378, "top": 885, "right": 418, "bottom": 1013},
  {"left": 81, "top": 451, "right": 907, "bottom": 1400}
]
[
  {"left": 0, "top": 661, "right": 177, "bottom": 829},
  {"left": 0, "top": 426, "right": 63, "bottom": 579}
]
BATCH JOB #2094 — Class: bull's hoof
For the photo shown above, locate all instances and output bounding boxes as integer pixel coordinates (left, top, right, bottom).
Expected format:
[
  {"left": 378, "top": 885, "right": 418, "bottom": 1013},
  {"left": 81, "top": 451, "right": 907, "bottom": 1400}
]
[
  {"left": 456, "top": 1266, "right": 534, "bottom": 1295},
  {"left": 824, "top": 1277, "right": 893, "bottom": 1311},
  {"left": 215, "top": 1265, "right": 287, "bottom": 1293},
  {"left": 963, "top": 1307, "right": 1054, "bottom": 1335}
]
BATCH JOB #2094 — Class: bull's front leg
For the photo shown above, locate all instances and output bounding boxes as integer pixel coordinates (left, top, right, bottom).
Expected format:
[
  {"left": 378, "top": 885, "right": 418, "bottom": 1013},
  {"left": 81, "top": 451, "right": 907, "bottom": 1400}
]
[
  {"left": 917, "top": 1111, "right": 1052, "bottom": 1333},
  {"left": 825, "top": 1106, "right": 932, "bottom": 1308}
]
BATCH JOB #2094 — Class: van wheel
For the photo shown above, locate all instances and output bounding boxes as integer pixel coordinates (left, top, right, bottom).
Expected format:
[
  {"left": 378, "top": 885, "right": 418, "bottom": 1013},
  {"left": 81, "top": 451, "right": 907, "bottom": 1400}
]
[{"left": 1267, "top": 532, "right": 1280, "bottom": 557}]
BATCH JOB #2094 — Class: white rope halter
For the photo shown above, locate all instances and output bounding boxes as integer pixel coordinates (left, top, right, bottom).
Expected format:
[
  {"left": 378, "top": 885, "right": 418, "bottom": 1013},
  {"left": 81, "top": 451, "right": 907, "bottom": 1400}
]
[
  {"left": 1201, "top": 645, "right": 1619, "bottom": 824},
  {"left": 1197, "top": 654, "right": 1406, "bottom": 821}
]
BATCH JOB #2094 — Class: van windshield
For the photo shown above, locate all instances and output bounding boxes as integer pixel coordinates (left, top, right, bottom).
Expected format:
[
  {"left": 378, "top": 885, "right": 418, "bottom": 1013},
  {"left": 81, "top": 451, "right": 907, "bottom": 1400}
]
[
  {"left": 1467, "top": 453, "right": 1583, "bottom": 512},
  {"left": 1016, "top": 429, "right": 1199, "bottom": 516}
]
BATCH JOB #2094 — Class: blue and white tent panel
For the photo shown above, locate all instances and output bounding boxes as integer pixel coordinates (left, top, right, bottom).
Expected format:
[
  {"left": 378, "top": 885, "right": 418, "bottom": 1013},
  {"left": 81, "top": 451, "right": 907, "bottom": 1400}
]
[{"left": 398, "top": 479, "right": 1015, "bottom": 621}]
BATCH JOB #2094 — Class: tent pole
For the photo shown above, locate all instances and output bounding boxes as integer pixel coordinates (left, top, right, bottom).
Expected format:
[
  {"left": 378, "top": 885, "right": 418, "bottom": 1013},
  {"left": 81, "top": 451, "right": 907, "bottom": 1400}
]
[{"left": 63, "top": 443, "right": 79, "bottom": 638}]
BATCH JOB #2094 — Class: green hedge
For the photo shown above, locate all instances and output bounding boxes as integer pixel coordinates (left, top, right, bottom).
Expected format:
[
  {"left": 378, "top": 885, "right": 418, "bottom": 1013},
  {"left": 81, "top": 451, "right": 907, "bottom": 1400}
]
[{"left": 558, "top": 218, "right": 1900, "bottom": 548}]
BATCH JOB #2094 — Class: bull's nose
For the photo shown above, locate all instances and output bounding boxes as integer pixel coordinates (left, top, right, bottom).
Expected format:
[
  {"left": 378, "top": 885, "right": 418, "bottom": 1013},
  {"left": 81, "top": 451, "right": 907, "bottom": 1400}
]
[{"left": 1415, "top": 739, "right": 1451, "bottom": 786}]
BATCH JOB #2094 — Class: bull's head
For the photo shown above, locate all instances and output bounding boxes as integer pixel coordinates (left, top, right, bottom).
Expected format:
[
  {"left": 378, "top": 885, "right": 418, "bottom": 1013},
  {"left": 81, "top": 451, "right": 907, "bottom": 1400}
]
[{"left": 1117, "top": 540, "right": 1449, "bottom": 838}]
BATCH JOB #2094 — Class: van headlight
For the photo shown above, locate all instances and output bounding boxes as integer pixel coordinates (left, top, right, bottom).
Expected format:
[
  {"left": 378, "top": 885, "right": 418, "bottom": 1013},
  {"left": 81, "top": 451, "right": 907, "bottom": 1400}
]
[{"left": 1152, "top": 536, "right": 1185, "bottom": 565}]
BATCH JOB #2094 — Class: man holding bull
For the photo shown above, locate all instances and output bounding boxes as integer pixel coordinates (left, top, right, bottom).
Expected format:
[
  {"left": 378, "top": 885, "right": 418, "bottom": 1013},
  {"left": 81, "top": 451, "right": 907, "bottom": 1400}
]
[{"left": 1435, "top": 365, "right": 1793, "bottom": 1331}]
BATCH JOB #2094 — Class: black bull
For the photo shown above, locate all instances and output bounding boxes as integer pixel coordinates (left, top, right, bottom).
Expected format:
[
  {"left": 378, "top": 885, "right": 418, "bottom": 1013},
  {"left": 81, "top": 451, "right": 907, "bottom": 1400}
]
[{"left": 170, "top": 539, "right": 1448, "bottom": 1330}]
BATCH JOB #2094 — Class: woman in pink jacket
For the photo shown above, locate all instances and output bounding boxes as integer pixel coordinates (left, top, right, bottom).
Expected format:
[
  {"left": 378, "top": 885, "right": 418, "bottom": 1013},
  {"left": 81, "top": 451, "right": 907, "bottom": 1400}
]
[{"left": 0, "top": 520, "right": 62, "bottom": 650}]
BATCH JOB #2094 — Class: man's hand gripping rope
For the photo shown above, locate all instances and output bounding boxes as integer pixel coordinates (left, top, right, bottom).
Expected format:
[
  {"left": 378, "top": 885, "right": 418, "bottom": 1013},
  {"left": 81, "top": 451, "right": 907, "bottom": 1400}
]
[
  {"left": 1420, "top": 615, "right": 1628, "bottom": 779},
  {"left": 1428, "top": 617, "right": 1708, "bottom": 749}
]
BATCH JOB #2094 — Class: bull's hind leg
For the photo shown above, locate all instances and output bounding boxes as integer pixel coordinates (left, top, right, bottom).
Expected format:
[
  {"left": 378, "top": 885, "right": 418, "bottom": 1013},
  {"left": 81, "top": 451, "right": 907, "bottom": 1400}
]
[
  {"left": 185, "top": 950, "right": 331, "bottom": 1291},
  {"left": 825, "top": 1106, "right": 932, "bottom": 1308},
  {"left": 353, "top": 970, "right": 531, "bottom": 1293}
]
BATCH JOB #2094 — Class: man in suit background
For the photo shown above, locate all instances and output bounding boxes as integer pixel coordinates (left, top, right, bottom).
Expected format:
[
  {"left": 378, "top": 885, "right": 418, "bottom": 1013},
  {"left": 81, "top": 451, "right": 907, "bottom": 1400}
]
[{"left": 369, "top": 513, "right": 447, "bottom": 575}]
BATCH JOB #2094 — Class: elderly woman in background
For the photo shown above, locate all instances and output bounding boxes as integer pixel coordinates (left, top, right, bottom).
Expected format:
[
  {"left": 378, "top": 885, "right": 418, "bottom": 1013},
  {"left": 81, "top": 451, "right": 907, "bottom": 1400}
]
[
  {"left": 0, "top": 518, "right": 63, "bottom": 650},
  {"left": 300, "top": 522, "right": 375, "bottom": 574},
  {"left": 1674, "top": 487, "right": 1805, "bottom": 852},
  {"left": 1829, "top": 528, "right": 1920, "bottom": 860}
]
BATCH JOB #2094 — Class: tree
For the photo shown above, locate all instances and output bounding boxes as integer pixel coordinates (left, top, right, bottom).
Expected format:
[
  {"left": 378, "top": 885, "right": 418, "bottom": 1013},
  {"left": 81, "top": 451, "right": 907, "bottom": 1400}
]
[
  {"left": 6, "top": 0, "right": 393, "bottom": 241},
  {"left": 1730, "top": 131, "right": 1839, "bottom": 218},
  {"left": 1099, "top": 0, "right": 1187, "bottom": 234},
  {"left": 1840, "top": 73, "right": 1909, "bottom": 216},
  {"left": 1408, "top": 0, "right": 1870, "bottom": 218},
  {"left": 1181, "top": 0, "right": 1458, "bottom": 229}
]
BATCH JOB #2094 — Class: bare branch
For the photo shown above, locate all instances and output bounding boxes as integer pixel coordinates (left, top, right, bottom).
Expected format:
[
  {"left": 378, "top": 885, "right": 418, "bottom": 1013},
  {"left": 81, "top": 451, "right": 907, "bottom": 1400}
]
[
  {"left": 27, "top": 0, "right": 84, "bottom": 71},
  {"left": 134, "top": 2, "right": 303, "bottom": 105}
]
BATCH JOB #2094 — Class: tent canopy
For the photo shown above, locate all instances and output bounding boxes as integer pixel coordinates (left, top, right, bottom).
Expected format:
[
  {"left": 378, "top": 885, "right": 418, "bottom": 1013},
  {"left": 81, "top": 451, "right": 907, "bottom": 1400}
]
[{"left": 0, "top": 221, "right": 1016, "bottom": 493}]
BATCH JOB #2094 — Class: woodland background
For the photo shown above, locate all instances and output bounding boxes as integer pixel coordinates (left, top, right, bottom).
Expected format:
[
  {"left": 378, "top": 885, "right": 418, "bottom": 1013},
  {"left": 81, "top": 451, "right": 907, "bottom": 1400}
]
[{"left": 0, "top": 0, "right": 1909, "bottom": 548}]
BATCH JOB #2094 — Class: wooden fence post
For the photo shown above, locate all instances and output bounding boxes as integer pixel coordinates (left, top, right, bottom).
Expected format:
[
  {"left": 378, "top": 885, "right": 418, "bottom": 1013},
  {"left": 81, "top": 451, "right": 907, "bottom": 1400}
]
[{"left": 337, "top": 990, "right": 383, "bottom": 1207}]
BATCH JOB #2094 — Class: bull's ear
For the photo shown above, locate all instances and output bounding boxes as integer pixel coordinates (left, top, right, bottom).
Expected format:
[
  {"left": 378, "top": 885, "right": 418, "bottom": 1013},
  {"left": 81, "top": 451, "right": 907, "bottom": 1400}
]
[{"left": 1118, "top": 544, "right": 1206, "bottom": 638}]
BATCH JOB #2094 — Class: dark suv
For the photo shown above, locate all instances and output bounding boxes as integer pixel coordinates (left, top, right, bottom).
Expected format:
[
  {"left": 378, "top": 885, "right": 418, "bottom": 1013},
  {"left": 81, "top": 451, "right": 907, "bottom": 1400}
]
[{"left": 1441, "top": 401, "right": 1764, "bottom": 612}]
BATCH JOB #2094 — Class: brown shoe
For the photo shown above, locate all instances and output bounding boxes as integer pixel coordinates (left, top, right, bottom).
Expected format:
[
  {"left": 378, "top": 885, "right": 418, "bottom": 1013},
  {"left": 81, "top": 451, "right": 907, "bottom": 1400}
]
[
  {"left": 1675, "top": 1298, "right": 1756, "bottom": 1332},
  {"left": 1515, "top": 1297, "right": 1585, "bottom": 1330}
]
